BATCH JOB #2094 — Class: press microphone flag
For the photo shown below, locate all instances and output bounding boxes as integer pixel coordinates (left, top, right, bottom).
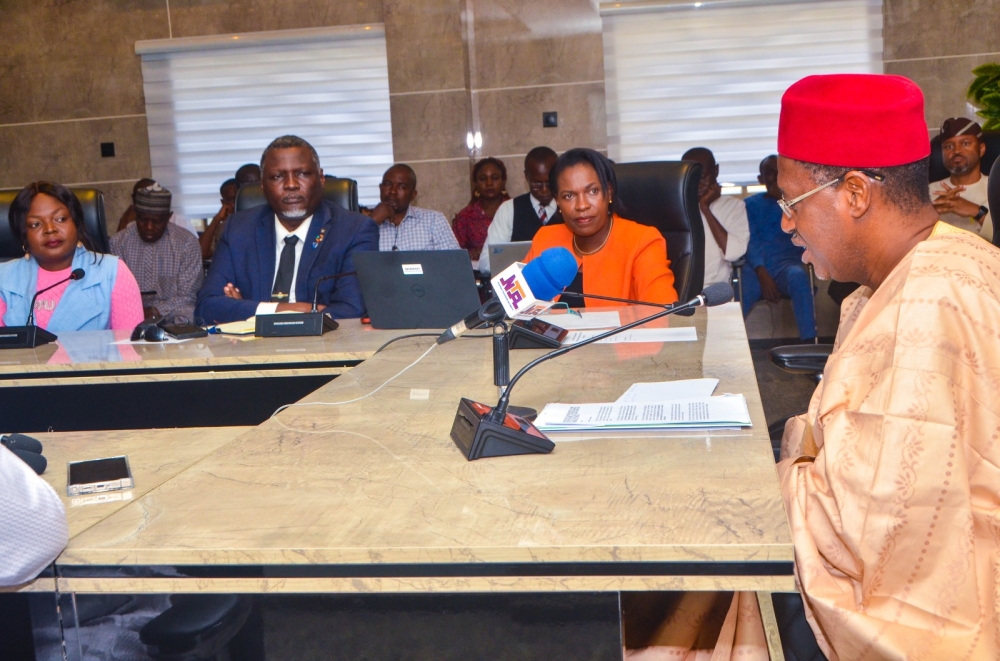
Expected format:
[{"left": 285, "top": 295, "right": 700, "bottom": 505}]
[
  {"left": 491, "top": 247, "right": 578, "bottom": 318},
  {"left": 438, "top": 248, "right": 579, "bottom": 344}
]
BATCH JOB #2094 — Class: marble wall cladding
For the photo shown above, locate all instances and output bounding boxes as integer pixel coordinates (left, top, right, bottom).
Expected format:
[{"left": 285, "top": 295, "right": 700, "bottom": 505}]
[
  {"left": 886, "top": 54, "right": 999, "bottom": 131},
  {"left": 0, "top": 0, "right": 168, "bottom": 124},
  {"left": 383, "top": 0, "right": 467, "bottom": 94},
  {"left": 389, "top": 91, "right": 471, "bottom": 162},
  {"left": 0, "top": 117, "right": 151, "bottom": 190},
  {"left": 168, "top": 0, "right": 383, "bottom": 38},
  {"left": 409, "top": 159, "right": 475, "bottom": 219},
  {"left": 471, "top": 0, "right": 605, "bottom": 90},
  {"left": 883, "top": 0, "right": 1000, "bottom": 60},
  {"left": 477, "top": 82, "right": 608, "bottom": 156},
  {"left": 100, "top": 181, "right": 143, "bottom": 236}
]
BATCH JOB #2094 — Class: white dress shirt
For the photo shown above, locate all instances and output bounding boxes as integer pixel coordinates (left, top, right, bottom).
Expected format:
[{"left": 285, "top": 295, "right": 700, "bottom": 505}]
[
  {"left": 701, "top": 195, "right": 750, "bottom": 286},
  {"left": 0, "top": 447, "right": 68, "bottom": 587},
  {"left": 255, "top": 215, "right": 313, "bottom": 316},
  {"left": 480, "top": 194, "right": 558, "bottom": 273}
]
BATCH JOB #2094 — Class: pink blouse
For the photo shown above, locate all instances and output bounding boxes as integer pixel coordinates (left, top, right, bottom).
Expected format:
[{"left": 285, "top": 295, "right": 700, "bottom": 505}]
[{"left": 0, "top": 261, "right": 145, "bottom": 331}]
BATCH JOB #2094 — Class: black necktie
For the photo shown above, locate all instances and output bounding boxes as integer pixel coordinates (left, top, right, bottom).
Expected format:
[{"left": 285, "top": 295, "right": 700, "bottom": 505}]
[{"left": 271, "top": 235, "right": 299, "bottom": 302}]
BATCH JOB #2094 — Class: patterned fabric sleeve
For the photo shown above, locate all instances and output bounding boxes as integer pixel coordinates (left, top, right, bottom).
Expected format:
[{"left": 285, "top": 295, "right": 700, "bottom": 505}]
[
  {"left": 109, "top": 260, "right": 146, "bottom": 330},
  {"left": 0, "top": 447, "right": 68, "bottom": 587}
]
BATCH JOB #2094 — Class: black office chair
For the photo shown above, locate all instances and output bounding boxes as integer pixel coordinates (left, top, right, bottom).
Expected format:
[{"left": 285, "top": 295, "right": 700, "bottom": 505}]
[
  {"left": 613, "top": 161, "right": 706, "bottom": 302},
  {"left": 234, "top": 177, "right": 359, "bottom": 213},
  {"left": 140, "top": 594, "right": 254, "bottom": 661},
  {"left": 0, "top": 187, "right": 111, "bottom": 260}
]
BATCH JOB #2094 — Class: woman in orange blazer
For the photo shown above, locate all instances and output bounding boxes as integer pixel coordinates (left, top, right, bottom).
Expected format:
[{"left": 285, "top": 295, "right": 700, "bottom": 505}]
[{"left": 524, "top": 148, "right": 678, "bottom": 307}]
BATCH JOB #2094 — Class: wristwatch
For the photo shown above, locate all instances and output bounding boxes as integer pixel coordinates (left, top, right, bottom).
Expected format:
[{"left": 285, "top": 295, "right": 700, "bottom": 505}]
[{"left": 974, "top": 205, "right": 989, "bottom": 222}]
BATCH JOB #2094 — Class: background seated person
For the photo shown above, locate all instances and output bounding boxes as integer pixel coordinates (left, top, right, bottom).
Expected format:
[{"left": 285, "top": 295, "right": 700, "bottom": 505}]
[
  {"left": 199, "top": 178, "right": 238, "bottom": 260},
  {"left": 117, "top": 176, "right": 197, "bottom": 236},
  {"left": 525, "top": 148, "right": 678, "bottom": 307},
  {"left": 195, "top": 135, "right": 378, "bottom": 324},
  {"left": 0, "top": 182, "right": 144, "bottom": 331},
  {"left": 369, "top": 164, "right": 460, "bottom": 251},
  {"left": 682, "top": 147, "right": 749, "bottom": 286},
  {"left": 234, "top": 162, "right": 262, "bottom": 188},
  {"left": 111, "top": 183, "right": 204, "bottom": 321},
  {"left": 0, "top": 445, "right": 68, "bottom": 587},
  {"left": 480, "top": 146, "right": 561, "bottom": 274},
  {"left": 740, "top": 155, "right": 816, "bottom": 341},
  {"left": 453, "top": 157, "right": 510, "bottom": 263},
  {"left": 930, "top": 117, "right": 991, "bottom": 241}
]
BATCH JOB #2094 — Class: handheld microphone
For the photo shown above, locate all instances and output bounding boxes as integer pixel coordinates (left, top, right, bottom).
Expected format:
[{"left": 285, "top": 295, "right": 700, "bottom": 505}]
[
  {"left": 311, "top": 271, "right": 357, "bottom": 312},
  {"left": 26, "top": 268, "right": 85, "bottom": 326},
  {"left": 1, "top": 433, "right": 43, "bottom": 455},
  {"left": 6, "top": 448, "right": 47, "bottom": 475},
  {"left": 437, "top": 248, "right": 579, "bottom": 344},
  {"left": 448, "top": 283, "right": 734, "bottom": 460}
]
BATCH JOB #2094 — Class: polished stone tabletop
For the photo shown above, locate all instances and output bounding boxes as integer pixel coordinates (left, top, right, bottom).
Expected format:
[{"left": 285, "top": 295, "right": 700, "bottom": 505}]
[{"left": 51, "top": 304, "right": 794, "bottom": 594}]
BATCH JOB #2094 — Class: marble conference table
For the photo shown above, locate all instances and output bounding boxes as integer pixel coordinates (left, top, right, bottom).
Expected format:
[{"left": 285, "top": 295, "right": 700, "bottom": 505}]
[
  {"left": 0, "top": 320, "right": 416, "bottom": 431},
  {"left": 27, "top": 304, "right": 792, "bottom": 601}
]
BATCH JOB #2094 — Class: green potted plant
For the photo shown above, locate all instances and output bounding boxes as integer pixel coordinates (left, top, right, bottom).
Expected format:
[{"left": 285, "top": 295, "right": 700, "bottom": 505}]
[{"left": 967, "top": 63, "right": 1000, "bottom": 131}]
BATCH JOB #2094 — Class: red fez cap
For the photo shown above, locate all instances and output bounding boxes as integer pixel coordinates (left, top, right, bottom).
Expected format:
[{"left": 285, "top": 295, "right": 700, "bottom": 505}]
[{"left": 778, "top": 74, "right": 930, "bottom": 168}]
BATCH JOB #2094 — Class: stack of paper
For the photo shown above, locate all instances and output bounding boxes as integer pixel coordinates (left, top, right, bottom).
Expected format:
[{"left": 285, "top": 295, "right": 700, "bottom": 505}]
[
  {"left": 211, "top": 318, "right": 257, "bottom": 335},
  {"left": 535, "top": 394, "right": 751, "bottom": 432},
  {"left": 562, "top": 327, "right": 696, "bottom": 345},
  {"left": 532, "top": 311, "right": 621, "bottom": 330}
]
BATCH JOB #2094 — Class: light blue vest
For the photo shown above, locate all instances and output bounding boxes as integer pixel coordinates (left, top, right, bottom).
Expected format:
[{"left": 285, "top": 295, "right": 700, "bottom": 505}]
[{"left": 0, "top": 247, "right": 120, "bottom": 331}]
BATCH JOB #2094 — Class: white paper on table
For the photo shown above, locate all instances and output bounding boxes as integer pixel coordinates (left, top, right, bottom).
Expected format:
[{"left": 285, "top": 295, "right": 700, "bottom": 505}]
[
  {"left": 111, "top": 336, "right": 192, "bottom": 345},
  {"left": 561, "top": 327, "right": 696, "bottom": 345},
  {"left": 535, "top": 394, "right": 751, "bottom": 431},
  {"left": 531, "top": 311, "right": 621, "bottom": 330},
  {"left": 615, "top": 378, "right": 719, "bottom": 403}
]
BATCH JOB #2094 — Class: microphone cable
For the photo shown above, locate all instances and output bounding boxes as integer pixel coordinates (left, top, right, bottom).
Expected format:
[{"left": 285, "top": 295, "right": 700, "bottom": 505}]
[{"left": 373, "top": 331, "right": 491, "bottom": 355}]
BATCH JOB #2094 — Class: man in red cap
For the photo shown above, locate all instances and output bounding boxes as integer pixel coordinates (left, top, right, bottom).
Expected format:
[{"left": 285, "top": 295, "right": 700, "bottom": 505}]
[{"left": 776, "top": 74, "right": 1000, "bottom": 660}]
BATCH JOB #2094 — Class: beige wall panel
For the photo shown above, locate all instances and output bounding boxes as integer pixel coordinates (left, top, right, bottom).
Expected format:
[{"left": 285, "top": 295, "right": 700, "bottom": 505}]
[
  {"left": 0, "top": 0, "right": 167, "bottom": 124},
  {"left": 384, "top": 0, "right": 467, "bottom": 94},
  {"left": 0, "top": 117, "right": 150, "bottom": 190},
  {"left": 168, "top": 0, "right": 383, "bottom": 38},
  {"left": 477, "top": 82, "right": 607, "bottom": 157},
  {"left": 390, "top": 91, "right": 471, "bottom": 162},
  {"left": 409, "top": 158, "right": 475, "bottom": 220},
  {"left": 883, "top": 0, "right": 1000, "bottom": 61},
  {"left": 101, "top": 180, "right": 144, "bottom": 237},
  {"left": 472, "top": 0, "right": 604, "bottom": 90},
  {"left": 885, "top": 55, "right": 998, "bottom": 131}
]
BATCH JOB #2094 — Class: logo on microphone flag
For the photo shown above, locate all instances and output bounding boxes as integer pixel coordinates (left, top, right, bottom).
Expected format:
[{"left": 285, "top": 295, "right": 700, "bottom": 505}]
[{"left": 490, "top": 262, "right": 555, "bottom": 318}]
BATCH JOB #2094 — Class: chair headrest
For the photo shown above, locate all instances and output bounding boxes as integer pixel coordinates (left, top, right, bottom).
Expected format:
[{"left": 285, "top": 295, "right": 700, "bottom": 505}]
[{"left": 235, "top": 177, "right": 359, "bottom": 213}]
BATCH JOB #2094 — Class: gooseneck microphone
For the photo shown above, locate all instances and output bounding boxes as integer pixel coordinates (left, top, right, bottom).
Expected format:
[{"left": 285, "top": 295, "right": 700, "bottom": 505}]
[
  {"left": 311, "top": 271, "right": 357, "bottom": 312},
  {"left": 448, "top": 283, "right": 735, "bottom": 460},
  {"left": 25, "top": 268, "right": 85, "bottom": 326},
  {"left": 492, "top": 282, "right": 734, "bottom": 422},
  {"left": 437, "top": 248, "right": 579, "bottom": 344}
]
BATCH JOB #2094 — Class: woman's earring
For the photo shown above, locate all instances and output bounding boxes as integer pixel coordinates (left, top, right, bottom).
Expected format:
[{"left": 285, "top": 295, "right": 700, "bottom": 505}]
[
  {"left": 474, "top": 190, "right": 481, "bottom": 198},
  {"left": 502, "top": 189, "right": 508, "bottom": 196}
]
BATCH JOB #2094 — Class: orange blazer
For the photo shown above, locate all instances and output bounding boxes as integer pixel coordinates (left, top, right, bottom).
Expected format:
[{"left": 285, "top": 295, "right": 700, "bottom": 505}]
[{"left": 525, "top": 215, "right": 678, "bottom": 306}]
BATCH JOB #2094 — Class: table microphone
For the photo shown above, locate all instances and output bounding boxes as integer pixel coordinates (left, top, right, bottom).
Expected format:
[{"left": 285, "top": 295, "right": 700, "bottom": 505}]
[
  {"left": 449, "top": 282, "right": 734, "bottom": 461},
  {"left": 311, "top": 271, "right": 357, "bottom": 312},
  {"left": 26, "top": 268, "right": 85, "bottom": 326}
]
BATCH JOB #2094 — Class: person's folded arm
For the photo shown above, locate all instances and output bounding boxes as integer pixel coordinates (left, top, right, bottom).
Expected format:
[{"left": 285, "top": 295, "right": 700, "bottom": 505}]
[
  {"left": 0, "top": 447, "right": 68, "bottom": 587},
  {"left": 195, "top": 227, "right": 258, "bottom": 324},
  {"left": 721, "top": 201, "right": 750, "bottom": 262},
  {"left": 433, "top": 213, "right": 461, "bottom": 250}
]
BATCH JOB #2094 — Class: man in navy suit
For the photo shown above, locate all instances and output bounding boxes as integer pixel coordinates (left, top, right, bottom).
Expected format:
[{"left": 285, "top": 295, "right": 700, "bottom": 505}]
[{"left": 195, "top": 136, "right": 378, "bottom": 324}]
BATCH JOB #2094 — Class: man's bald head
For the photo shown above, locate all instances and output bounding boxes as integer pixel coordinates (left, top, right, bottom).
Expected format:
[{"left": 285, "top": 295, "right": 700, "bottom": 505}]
[{"left": 384, "top": 163, "right": 417, "bottom": 188}]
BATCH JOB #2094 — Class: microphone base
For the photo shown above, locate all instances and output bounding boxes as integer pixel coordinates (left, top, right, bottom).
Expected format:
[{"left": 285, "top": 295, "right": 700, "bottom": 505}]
[
  {"left": 255, "top": 312, "right": 339, "bottom": 337},
  {"left": 450, "top": 398, "right": 553, "bottom": 461},
  {"left": 509, "top": 318, "right": 567, "bottom": 350},
  {"left": 0, "top": 325, "right": 58, "bottom": 350}
]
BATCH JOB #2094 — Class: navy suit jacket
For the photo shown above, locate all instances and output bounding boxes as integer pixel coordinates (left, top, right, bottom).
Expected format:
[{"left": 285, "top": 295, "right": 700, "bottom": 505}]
[{"left": 195, "top": 200, "right": 378, "bottom": 324}]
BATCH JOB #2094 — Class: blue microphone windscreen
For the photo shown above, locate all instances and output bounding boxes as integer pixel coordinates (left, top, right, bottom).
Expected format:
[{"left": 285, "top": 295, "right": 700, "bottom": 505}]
[{"left": 522, "top": 247, "right": 579, "bottom": 301}]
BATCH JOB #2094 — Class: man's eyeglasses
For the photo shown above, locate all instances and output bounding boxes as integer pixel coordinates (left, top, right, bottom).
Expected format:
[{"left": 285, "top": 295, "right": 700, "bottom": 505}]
[{"left": 778, "top": 170, "right": 885, "bottom": 218}]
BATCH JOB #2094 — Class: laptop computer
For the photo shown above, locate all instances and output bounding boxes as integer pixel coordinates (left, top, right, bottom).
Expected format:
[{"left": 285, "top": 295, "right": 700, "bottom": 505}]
[
  {"left": 487, "top": 241, "right": 532, "bottom": 275},
  {"left": 354, "top": 250, "right": 482, "bottom": 329}
]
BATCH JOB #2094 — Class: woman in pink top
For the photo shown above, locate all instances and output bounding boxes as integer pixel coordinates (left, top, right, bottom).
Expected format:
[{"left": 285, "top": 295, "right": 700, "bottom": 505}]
[{"left": 0, "top": 182, "right": 144, "bottom": 332}]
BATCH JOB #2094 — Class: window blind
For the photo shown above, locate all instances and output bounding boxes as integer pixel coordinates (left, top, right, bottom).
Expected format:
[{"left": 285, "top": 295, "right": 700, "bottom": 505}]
[
  {"left": 138, "top": 26, "right": 394, "bottom": 218},
  {"left": 602, "top": 0, "right": 883, "bottom": 184}
]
